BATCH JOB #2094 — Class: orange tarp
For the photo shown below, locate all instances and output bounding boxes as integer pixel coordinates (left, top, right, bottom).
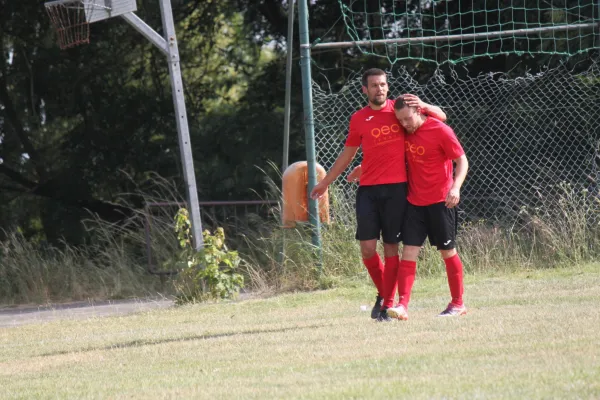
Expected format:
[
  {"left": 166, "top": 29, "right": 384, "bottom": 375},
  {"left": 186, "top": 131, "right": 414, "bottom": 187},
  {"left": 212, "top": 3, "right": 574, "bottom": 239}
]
[{"left": 282, "top": 161, "right": 330, "bottom": 228}]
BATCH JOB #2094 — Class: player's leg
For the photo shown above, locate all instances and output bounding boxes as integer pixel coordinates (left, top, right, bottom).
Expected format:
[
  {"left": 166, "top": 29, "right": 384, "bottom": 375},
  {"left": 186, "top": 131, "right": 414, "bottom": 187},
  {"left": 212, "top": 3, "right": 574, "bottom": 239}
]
[
  {"left": 355, "top": 186, "right": 385, "bottom": 318},
  {"left": 360, "top": 239, "right": 383, "bottom": 317},
  {"left": 387, "top": 203, "right": 426, "bottom": 320},
  {"left": 378, "top": 183, "right": 407, "bottom": 320},
  {"left": 427, "top": 203, "right": 466, "bottom": 316},
  {"left": 376, "top": 241, "right": 398, "bottom": 322}
]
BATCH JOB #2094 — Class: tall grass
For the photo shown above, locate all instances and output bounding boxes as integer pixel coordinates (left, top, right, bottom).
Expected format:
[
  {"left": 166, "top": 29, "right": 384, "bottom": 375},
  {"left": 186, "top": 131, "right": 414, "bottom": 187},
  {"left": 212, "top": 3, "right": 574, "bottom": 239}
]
[
  {"left": 458, "top": 183, "right": 600, "bottom": 273},
  {"left": 2, "top": 172, "right": 599, "bottom": 305},
  {"left": 0, "top": 173, "right": 186, "bottom": 305},
  {"left": 0, "top": 232, "right": 161, "bottom": 305},
  {"left": 237, "top": 175, "right": 365, "bottom": 294},
  {"left": 240, "top": 180, "right": 600, "bottom": 292}
]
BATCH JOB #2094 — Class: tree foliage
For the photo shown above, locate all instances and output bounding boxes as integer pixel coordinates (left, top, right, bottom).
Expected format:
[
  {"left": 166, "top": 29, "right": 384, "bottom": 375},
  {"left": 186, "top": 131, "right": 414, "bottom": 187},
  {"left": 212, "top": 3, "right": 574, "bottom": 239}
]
[{"left": 1, "top": 0, "right": 596, "bottom": 244}]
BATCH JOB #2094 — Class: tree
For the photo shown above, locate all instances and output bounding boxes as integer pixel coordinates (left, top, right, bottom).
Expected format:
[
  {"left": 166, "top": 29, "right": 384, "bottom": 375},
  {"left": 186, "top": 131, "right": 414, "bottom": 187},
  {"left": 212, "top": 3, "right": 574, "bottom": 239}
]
[{"left": 0, "top": 1, "right": 266, "bottom": 243}]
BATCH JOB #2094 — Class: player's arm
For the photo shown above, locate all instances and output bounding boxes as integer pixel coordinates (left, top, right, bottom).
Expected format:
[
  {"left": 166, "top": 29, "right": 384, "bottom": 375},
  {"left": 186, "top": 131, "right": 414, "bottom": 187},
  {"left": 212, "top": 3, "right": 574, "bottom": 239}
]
[
  {"left": 310, "top": 146, "right": 359, "bottom": 199},
  {"left": 403, "top": 94, "right": 447, "bottom": 122},
  {"left": 421, "top": 103, "right": 447, "bottom": 122},
  {"left": 445, "top": 154, "right": 469, "bottom": 208}
]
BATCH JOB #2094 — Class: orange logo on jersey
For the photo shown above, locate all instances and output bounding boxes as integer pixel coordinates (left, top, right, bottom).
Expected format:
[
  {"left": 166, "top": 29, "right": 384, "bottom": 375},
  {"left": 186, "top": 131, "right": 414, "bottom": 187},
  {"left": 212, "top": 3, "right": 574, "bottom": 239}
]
[
  {"left": 405, "top": 142, "right": 425, "bottom": 155},
  {"left": 370, "top": 123, "right": 401, "bottom": 138}
]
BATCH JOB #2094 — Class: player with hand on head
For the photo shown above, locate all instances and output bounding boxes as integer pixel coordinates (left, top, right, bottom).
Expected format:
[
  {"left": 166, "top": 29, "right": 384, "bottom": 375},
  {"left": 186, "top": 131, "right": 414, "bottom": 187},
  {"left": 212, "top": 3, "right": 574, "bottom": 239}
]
[{"left": 385, "top": 97, "right": 469, "bottom": 320}]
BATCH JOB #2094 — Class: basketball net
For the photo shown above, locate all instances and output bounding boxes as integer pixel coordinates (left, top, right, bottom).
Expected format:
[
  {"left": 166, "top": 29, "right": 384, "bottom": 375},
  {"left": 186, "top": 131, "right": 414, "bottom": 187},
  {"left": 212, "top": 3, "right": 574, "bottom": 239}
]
[{"left": 45, "top": 1, "right": 94, "bottom": 49}]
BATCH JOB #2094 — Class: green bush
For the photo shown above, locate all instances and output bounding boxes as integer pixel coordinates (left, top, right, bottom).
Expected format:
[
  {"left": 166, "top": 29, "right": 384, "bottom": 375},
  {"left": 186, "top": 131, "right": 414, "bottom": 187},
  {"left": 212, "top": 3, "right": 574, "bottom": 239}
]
[{"left": 169, "top": 208, "right": 244, "bottom": 304}]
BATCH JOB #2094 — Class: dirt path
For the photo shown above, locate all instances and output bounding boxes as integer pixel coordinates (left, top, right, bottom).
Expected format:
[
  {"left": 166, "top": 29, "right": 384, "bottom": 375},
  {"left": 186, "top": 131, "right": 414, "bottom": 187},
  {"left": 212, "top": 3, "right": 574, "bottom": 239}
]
[{"left": 0, "top": 298, "right": 174, "bottom": 328}]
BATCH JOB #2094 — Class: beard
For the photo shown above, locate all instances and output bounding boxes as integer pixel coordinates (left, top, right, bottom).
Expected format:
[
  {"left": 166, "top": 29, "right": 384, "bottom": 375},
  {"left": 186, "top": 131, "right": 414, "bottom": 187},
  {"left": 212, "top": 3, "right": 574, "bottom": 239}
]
[{"left": 369, "top": 94, "right": 387, "bottom": 106}]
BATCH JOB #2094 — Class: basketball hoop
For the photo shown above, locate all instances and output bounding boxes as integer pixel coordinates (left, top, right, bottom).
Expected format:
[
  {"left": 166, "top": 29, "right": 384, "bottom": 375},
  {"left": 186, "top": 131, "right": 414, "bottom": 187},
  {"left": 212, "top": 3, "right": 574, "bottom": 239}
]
[{"left": 45, "top": 0, "right": 111, "bottom": 49}]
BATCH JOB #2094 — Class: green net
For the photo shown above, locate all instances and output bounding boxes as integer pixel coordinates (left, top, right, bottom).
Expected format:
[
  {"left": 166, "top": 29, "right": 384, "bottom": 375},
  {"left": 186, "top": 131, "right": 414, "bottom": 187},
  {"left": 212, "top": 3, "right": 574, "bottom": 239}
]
[{"left": 334, "top": 0, "right": 599, "bottom": 64}]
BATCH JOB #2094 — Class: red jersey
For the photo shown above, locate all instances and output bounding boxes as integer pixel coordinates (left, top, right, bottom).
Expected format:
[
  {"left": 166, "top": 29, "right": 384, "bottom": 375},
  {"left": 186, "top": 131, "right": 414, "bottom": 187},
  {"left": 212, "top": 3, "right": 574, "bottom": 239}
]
[
  {"left": 405, "top": 117, "right": 464, "bottom": 206},
  {"left": 344, "top": 99, "right": 407, "bottom": 186}
]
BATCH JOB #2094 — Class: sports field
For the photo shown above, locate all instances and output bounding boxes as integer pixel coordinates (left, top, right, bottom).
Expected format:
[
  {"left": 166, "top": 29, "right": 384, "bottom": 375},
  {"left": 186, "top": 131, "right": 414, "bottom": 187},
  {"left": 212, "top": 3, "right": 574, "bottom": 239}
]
[{"left": 1, "top": 265, "right": 599, "bottom": 399}]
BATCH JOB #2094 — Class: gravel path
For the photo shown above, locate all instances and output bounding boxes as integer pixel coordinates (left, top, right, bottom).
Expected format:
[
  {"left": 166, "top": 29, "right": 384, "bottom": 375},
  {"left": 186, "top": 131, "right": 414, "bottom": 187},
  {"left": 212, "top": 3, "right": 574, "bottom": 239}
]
[{"left": 0, "top": 298, "right": 174, "bottom": 328}]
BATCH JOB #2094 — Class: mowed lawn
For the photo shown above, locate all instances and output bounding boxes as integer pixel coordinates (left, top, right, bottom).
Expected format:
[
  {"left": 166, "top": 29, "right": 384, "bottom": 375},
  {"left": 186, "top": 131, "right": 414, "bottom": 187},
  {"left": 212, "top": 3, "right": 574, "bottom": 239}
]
[{"left": 1, "top": 265, "right": 599, "bottom": 399}]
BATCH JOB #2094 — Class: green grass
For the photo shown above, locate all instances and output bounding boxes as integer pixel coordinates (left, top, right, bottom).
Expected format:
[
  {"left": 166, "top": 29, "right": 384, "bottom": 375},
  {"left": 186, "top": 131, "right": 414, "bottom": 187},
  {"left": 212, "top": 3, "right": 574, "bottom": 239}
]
[{"left": 1, "top": 264, "right": 599, "bottom": 399}]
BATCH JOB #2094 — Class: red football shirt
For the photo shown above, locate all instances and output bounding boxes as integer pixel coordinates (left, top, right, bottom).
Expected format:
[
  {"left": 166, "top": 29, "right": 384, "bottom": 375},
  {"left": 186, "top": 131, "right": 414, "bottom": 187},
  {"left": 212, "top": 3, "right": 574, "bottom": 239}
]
[
  {"left": 345, "top": 99, "right": 407, "bottom": 186},
  {"left": 405, "top": 117, "right": 464, "bottom": 206}
]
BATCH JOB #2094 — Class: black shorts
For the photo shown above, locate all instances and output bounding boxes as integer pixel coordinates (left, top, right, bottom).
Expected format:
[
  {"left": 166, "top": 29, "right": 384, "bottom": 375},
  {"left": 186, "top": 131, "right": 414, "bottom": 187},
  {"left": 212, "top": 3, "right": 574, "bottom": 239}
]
[
  {"left": 355, "top": 183, "right": 407, "bottom": 244},
  {"left": 402, "top": 202, "right": 458, "bottom": 250}
]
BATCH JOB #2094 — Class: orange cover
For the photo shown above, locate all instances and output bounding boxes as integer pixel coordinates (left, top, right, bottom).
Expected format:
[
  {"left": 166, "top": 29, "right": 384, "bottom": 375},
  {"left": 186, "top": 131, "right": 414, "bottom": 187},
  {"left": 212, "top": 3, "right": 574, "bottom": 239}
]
[{"left": 282, "top": 161, "right": 330, "bottom": 227}]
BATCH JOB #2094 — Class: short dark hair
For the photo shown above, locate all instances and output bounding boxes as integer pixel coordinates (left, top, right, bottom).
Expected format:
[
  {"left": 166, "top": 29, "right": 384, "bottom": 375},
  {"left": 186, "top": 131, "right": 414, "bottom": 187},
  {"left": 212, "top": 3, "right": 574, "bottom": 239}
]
[
  {"left": 361, "top": 68, "right": 386, "bottom": 87},
  {"left": 394, "top": 97, "right": 409, "bottom": 110}
]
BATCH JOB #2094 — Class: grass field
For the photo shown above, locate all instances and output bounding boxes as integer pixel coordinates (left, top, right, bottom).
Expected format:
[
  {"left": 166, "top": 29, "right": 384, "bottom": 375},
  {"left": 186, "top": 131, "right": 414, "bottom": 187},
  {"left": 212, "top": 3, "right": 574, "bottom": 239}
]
[{"left": 1, "top": 264, "right": 599, "bottom": 399}]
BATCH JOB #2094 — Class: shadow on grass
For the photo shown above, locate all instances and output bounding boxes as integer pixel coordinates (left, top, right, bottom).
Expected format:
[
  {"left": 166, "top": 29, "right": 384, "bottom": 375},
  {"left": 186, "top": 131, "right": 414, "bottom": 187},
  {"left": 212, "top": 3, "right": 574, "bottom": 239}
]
[{"left": 40, "top": 322, "right": 332, "bottom": 357}]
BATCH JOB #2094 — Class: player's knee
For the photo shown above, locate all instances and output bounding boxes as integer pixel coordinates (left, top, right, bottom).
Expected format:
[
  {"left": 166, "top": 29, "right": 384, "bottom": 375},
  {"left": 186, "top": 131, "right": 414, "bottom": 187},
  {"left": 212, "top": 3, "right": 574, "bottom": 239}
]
[
  {"left": 361, "top": 248, "right": 377, "bottom": 259},
  {"left": 382, "top": 243, "right": 399, "bottom": 257},
  {"left": 359, "top": 241, "right": 378, "bottom": 259},
  {"left": 440, "top": 248, "right": 457, "bottom": 259},
  {"left": 401, "top": 245, "right": 421, "bottom": 261}
]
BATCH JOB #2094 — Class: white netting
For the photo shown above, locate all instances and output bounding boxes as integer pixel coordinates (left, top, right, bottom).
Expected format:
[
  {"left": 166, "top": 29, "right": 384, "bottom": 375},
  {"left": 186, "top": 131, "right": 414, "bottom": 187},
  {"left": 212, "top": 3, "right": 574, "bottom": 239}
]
[
  {"left": 45, "top": 0, "right": 92, "bottom": 49},
  {"left": 313, "top": 60, "right": 600, "bottom": 228},
  {"left": 45, "top": 0, "right": 113, "bottom": 49}
]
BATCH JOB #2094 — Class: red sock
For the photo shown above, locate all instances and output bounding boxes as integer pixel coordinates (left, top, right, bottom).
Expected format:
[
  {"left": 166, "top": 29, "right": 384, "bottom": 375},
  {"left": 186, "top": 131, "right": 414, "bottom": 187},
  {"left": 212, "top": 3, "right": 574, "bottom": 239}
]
[
  {"left": 397, "top": 260, "right": 417, "bottom": 308},
  {"left": 444, "top": 254, "right": 464, "bottom": 306},
  {"left": 382, "top": 255, "right": 399, "bottom": 309},
  {"left": 363, "top": 253, "right": 384, "bottom": 296}
]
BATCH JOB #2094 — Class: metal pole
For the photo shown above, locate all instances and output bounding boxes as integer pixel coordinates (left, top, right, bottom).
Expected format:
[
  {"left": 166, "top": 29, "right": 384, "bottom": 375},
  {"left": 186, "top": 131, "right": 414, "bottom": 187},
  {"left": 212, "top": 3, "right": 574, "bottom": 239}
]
[
  {"left": 158, "top": 0, "right": 204, "bottom": 250},
  {"left": 279, "top": 0, "right": 296, "bottom": 268},
  {"left": 297, "top": 0, "right": 322, "bottom": 260},
  {"left": 282, "top": 0, "right": 295, "bottom": 172},
  {"left": 121, "top": 13, "right": 169, "bottom": 56}
]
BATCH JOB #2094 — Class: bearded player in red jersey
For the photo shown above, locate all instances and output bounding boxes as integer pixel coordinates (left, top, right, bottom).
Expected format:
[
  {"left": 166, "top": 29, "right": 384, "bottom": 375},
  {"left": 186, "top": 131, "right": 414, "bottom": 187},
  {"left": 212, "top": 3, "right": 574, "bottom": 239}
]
[
  {"left": 310, "top": 68, "right": 447, "bottom": 322},
  {"left": 384, "top": 97, "right": 469, "bottom": 320}
]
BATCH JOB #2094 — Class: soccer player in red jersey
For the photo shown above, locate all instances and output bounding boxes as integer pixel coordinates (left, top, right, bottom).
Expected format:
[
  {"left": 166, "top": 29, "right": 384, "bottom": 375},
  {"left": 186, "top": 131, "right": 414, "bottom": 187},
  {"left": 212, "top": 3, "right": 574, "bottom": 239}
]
[
  {"left": 310, "top": 68, "right": 447, "bottom": 321},
  {"left": 385, "top": 97, "right": 469, "bottom": 320}
]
